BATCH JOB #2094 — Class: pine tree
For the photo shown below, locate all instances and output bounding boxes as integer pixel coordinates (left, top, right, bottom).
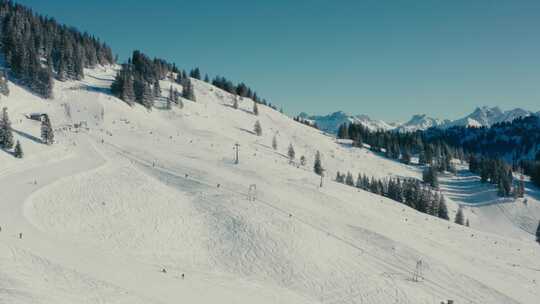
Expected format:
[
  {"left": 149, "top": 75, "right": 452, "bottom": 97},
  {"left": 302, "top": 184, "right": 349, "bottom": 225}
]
[
  {"left": 0, "top": 107, "right": 14, "bottom": 149},
  {"left": 401, "top": 149, "right": 411, "bottom": 164},
  {"left": 153, "top": 79, "right": 161, "bottom": 97},
  {"left": 272, "top": 135, "right": 278, "bottom": 150},
  {"left": 455, "top": 207, "right": 465, "bottom": 225},
  {"left": 288, "top": 143, "right": 295, "bottom": 161},
  {"left": 300, "top": 155, "right": 306, "bottom": 166},
  {"left": 254, "top": 120, "right": 262, "bottom": 136},
  {"left": 536, "top": 221, "right": 540, "bottom": 244},
  {"left": 190, "top": 68, "right": 201, "bottom": 80},
  {"left": 253, "top": 102, "right": 259, "bottom": 116},
  {"left": 345, "top": 172, "right": 355, "bottom": 186},
  {"left": 14, "top": 140, "right": 23, "bottom": 158},
  {"left": 182, "top": 78, "right": 196, "bottom": 101},
  {"left": 418, "top": 150, "right": 427, "bottom": 165},
  {"left": 422, "top": 166, "right": 439, "bottom": 188},
  {"left": 438, "top": 194, "right": 449, "bottom": 220},
  {"left": 233, "top": 96, "right": 239, "bottom": 109},
  {"left": 314, "top": 151, "right": 323, "bottom": 175},
  {"left": 140, "top": 81, "right": 154, "bottom": 109},
  {"left": 40, "top": 115, "right": 54, "bottom": 145},
  {"left": 168, "top": 85, "right": 175, "bottom": 102},
  {"left": 0, "top": 70, "right": 9, "bottom": 96},
  {"left": 337, "top": 124, "right": 348, "bottom": 139},
  {"left": 465, "top": 219, "right": 470, "bottom": 227}
]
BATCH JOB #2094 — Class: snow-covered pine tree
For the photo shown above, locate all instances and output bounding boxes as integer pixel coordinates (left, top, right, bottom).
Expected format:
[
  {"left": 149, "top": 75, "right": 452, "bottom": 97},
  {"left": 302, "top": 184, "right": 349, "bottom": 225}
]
[
  {"left": 40, "top": 115, "right": 54, "bottom": 145},
  {"left": 272, "top": 135, "right": 277, "bottom": 150},
  {"left": 254, "top": 120, "right": 262, "bottom": 136},
  {"left": 455, "top": 207, "right": 465, "bottom": 225},
  {"left": 253, "top": 102, "right": 259, "bottom": 116},
  {"left": 233, "top": 96, "right": 239, "bottom": 109},
  {"left": 314, "top": 151, "right": 323, "bottom": 175},
  {"left": 0, "top": 107, "right": 14, "bottom": 149},
  {"left": 287, "top": 143, "right": 295, "bottom": 161},
  {"left": 437, "top": 194, "right": 449, "bottom": 220},
  {"left": 122, "top": 75, "right": 135, "bottom": 104},
  {"left": 300, "top": 155, "right": 306, "bottom": 166},
  {"left": 14, "top": 140, "right": 23, "bottom": 158},
  {"left": 138, "top": 81, "right": 154, "bottom": 109}
]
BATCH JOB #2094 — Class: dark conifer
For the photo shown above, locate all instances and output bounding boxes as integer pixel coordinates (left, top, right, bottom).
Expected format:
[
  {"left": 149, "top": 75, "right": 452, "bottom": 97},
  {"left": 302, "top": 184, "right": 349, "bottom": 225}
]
[
  {"left": 288, "top": 144, "right": 295, "bottom": 162},
  {"left": 455, "top": 207, "right": 465, "bottom": 225},
  {"left": 254, "top": 120, "right": 262, "bottom": 136},
  {"left": 314, "top": 151, "right": 323, "bottom": 175},
  {"left": 14, "top": 140, "right": 23, "bottom": 158},
  {"left": 0, "top": 107, "right": 14, "bottom": 149}
]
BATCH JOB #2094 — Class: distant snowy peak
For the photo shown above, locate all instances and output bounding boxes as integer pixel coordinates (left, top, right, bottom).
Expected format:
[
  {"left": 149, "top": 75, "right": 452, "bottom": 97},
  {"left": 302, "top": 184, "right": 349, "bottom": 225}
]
[
  {"left": 300, "top": 111, "right": 394, "bottom": 133},
  {"left": 353, "top": 114, "right": 397, "bottom": 131},
  {"left": 300, "top": 106, "right": 536, "bottom": 134},
  {"left": 396, "top": 114, "right": 449, "bottom": 132},
  {"left": 444, "top": 106, "right": 532, "bottom": 128}
]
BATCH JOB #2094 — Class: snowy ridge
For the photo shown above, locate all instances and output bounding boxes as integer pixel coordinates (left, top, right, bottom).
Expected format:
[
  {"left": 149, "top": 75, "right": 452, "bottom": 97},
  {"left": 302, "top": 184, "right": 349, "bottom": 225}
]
[
  {"left": 299, "top": 111, "right": 396, "bottom": 133},
  {"left": 443, "top": 106, "right": 534, "bottom": 129},
  {"left": 303, "top": 106, "right": 536, "bottom": 134},
  {"left": 395, "top": 114, "right": 450, "bottom": 132},
  {"left": 0, "top": 67, "right": 539, "bottom": 304}
]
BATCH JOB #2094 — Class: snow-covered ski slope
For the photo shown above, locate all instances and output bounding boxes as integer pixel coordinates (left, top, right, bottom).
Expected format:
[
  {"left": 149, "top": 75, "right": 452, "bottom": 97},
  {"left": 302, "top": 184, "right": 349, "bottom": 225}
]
[{"left": 1, "top": 66, "right": 539, "bottom": 304}]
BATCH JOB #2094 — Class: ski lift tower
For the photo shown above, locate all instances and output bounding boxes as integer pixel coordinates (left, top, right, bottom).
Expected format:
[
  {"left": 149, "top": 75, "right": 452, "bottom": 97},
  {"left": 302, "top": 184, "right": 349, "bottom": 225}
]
[
  {"left": 233, "top": 142, "right": 240, "bottom": 164},
  {"left": 320, "top": 169, "right": 325, "bottom": 188}
]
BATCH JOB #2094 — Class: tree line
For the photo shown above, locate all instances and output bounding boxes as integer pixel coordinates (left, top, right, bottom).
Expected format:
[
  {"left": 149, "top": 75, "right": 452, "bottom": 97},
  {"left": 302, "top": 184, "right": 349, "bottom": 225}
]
[
  {"left": 338, "top": 122, "right": 524, "bottom": 197},
  {"left": 0, "top": 0, "right": 114, "bottom": 98},
  {"left": 337, "top": 122, "right": 464, "bottom": 171},
  {"left": 335, "top": 170, "right": 449, "bottom": 220},
  {"left": 520, "top": 153, "right": 540, "bottom": 189},
  {"left": 293, "top": 115, "right": 319, "bottom": 130},
  {"left": 468, "top": 155, "right": 518, "bottom": 197},
  {"left": 423, "top": 115, "right": 540, "bottom": 167}
]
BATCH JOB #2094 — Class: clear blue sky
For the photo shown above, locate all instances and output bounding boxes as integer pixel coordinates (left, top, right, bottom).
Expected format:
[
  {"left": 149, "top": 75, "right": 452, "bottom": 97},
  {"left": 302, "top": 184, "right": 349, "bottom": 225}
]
[{"left": 15, "top": 0, "right": 540, "bottom": 122}]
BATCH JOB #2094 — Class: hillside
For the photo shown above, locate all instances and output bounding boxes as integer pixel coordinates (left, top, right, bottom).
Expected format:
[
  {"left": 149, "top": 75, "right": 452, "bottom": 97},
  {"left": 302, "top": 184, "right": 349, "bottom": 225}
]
[{"left": 0, "top": 66, "right": 539, "bottom": 304}]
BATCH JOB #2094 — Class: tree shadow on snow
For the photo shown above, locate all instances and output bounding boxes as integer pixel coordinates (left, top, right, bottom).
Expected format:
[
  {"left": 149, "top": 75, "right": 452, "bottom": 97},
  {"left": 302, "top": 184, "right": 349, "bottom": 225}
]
[
  {"left": 439, "top": 169, "right": 501, "bottom": 205},
  {"left": 222, "top": 103, "right": 255, "bottom": 115},
  {"left": 0, "top": 147, "right": 14, "bottom": 157},
  {"left": 12, "top": 128, "right": 43, "bottom": 144},
  {"left": 237, "top": 127, "right": 256, "bottom": 136},
  {"left": 80, "top": 84, "right": 111, "bottom": 95}
]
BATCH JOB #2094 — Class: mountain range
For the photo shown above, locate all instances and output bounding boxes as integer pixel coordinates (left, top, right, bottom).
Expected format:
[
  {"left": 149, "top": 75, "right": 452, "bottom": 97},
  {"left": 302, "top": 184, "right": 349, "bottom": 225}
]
[{"left": 301, "top": 106, "right": 540, "bottom": 134}]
